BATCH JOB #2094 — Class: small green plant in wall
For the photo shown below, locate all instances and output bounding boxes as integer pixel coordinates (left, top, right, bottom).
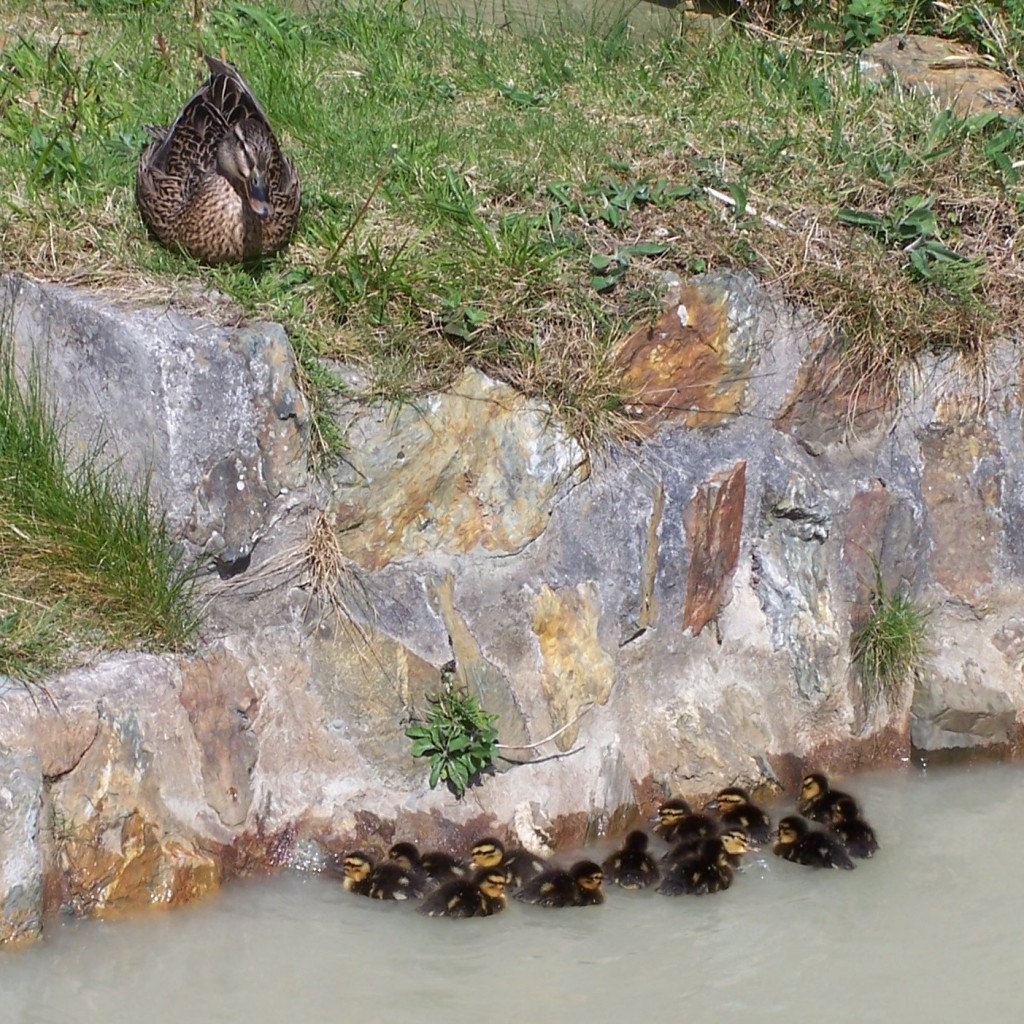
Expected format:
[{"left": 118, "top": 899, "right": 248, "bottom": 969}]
[
  {"left": 852, "top": 566, "right": 929, "bottom": 705},
  {"left": 405, "top": 676, "right": 499, "bottom": 798}
]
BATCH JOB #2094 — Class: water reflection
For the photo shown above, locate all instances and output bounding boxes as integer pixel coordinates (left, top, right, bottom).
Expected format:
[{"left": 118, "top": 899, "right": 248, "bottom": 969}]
[{"left": 1, "top": 763, "right": 1022, "bottom": 1023}]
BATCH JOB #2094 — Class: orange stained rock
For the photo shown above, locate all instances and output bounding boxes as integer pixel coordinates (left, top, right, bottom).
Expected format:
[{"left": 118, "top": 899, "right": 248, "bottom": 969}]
[{"left": 614, "top": 282, "right": 754, "bottom": 432}]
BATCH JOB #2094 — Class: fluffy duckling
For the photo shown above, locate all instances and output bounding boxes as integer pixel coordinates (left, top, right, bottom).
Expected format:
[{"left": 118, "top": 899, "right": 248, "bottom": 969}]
[
  {"left": 516, "top": 860, "right": 605, "bottom": 908},
  {"left": 651, "top": 798, "right": 719, "bottom": 847},
  {"left": 774, "top": 815, "right": 855, "bottom": 870},
  {"left": 705, "top": 786, "right": 774, "bottom": 845},
  {"left": 417, "top": 866, "right": 508, "bottom": 919},
  {"left": 469, "top": 836, "right": 547, "bottom": 891},
  {"left": 334, "top": 850, "right": 374, "bottom": 896},
  {"left": 798, "top": 772, "right": 859, "bottom": 824},
  {"left": 829, "top": 796, "right": 880, "bottom": 859},
  {"left": 387, "top": 842, "right": 466, "bottom": 888},
  {"left": 658, "top": 829, "right": 752, "bottom": 896},
  {"left": 367, "top": 859, "right": 423, "bottom": 901},
  {"left": 601, "top": 830, "right": 660, "bottom": 890}
]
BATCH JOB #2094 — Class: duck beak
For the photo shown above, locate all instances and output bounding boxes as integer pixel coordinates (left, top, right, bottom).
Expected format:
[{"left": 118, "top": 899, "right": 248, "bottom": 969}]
[
  {"left": 704, "top": 800, "right": 720, "bottom": 811},
  {"left": 246, "top": 172, "right": 271, "bottom": 218}
]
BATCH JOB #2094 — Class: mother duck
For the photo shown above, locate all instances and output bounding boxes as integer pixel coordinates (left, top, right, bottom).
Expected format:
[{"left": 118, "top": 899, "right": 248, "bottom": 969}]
[{"left": 136, "top": 55, "right": 300, "bottom": 263}]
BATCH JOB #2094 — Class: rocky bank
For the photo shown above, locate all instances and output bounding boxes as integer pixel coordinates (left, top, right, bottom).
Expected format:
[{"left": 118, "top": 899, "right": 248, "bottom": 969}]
[{"left": 1, "top": 265, "right": 1023, "bottom": 947}]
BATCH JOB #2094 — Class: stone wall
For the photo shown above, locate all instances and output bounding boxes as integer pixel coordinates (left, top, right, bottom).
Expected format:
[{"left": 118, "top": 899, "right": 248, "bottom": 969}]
[{"left": 1, "top": 269, "right": 1022, "bottom": 945}]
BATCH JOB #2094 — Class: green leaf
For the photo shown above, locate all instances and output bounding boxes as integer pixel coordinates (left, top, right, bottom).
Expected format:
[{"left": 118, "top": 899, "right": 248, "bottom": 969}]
[
  {"left": 428, "top": 759, "right": 442, "bottom": 789},
  {"left": 410, "top": 738, "right": 436, "bottom": 758},
  {"left": 589, "top": 253, "right": 615, "bottom": 271},
  {"left": 624, "top": 242, "right": 670, "bottom": 257},
  {"left": 589, "top": 274, "right": 620, "bottom": 292}
]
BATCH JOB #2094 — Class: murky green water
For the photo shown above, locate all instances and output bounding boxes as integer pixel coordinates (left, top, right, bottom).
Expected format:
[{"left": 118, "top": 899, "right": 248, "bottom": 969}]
[{"left": 2, "top": 762, "right": 1021, "bottom": 1023}]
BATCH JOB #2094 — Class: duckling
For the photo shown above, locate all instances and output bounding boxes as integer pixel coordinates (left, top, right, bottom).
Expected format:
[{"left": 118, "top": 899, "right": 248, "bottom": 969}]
[
  {"left": 797, "top": 772, "right": 859, "bottom": 824},
  {"left": 417, "top": 866, "right": 508, "bottom": 918},
  {"left": 601, "top": 830, "right": 660, "bottom": 890},
  {"left": 705, "top": 786, "right": 774, "bottom": 845},
  {"left": 387, "top": 842, "right": 466, "bottom": 888},
  {"left": 829, "top": 796, "right": 880, "bottom": 859},
  {"left": 651, "top": 798, "right": 719, "bottom": 846},
  {"left": 367, "top": 859, "right": 423, "bottom": 901},
  {"left": 516, "top": 860, "right": 605, "bottom": 908},
  {"left": 657, "top": 829, "right": 752, "bottom": 896},
  {"left": 774, "top": 815, "right": 855, "bottom": 870},
  {"left": 333, "top": 850, "right": 374, "bottom": 896},
  {"left": 136, "top": 55, "right": 301, "bottom": 264},
  {"left": 469, "top": 836, "right": 547, "bottom": 891}
]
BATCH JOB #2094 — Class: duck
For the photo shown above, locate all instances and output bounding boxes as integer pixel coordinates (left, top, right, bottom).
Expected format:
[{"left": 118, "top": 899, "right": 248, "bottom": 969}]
[
  {"left": 469, "top": 836, "right": 548, "bottom": 891},
  {"left": 657, "top": 830, "right": 752, "bottom": 896},
  {"left": 387, "top": 842, "right": 466, "bottom": 888},
  {"left": 797, "top": 772, "right": 859, "bottom": 824},
  {"left": 601, "top": 830, "right": 660, "bottom": 890},
  {"left": 829, "top": 796, "right": 880, "bottom": 859},
  {"left": 658, "top": 829, "right": 752, "bottom": 896},
  {"left": 773, "top": 815, "right": 855, "bottom": 870},
  {"left": 136, "top": 55, "right": 301, "bottom": 264},
  {"left": 333, "top": 850, "right": 374, "bottom": 896},
  {"left": 705, "top": 786, "right": 774, "bottom": 845},
  {"left": 651, "top": 798, "right": 719, "bottom": 847},
  {"left": 367, "top": 859, "right": 423, "bottom": 901},
  {"left": 417, "top": 866, "right": 509, "bottom": 918},
  {"left": 516, "top": 860, "right": 605, "bottom": 908}
]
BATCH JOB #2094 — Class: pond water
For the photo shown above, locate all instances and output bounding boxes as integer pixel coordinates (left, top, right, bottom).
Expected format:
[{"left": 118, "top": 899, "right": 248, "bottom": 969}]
[{"left": 2, "top": 762, "right": 1021, "bottom": 1023}]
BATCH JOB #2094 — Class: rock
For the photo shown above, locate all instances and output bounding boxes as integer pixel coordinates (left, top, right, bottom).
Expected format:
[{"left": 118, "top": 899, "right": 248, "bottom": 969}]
[
  {"left": 0, "top": 747, "right": 44, "bottom": 947},
  {"left": 0, "top": 273, "right": 309, "bottom": 567},
  {"left": 6, "top": 266, "right": 1024, "bottom": 939},
  {"left": 326, "top": 367, "right": 586, "bottom": 570},
  {"left": 861, "top": 35, "right": 1021, "bottom": 118}
]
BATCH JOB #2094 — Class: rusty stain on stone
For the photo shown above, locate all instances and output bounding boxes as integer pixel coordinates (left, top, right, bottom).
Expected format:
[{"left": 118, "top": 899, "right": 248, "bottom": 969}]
[
  {"left": 530, "top": 583, "right": 614, "bottom": 751},
  {"left": 613, "top": 281, "right": 753, "bottom": 431},
  {"left": 683, "top": 462, "right": 747, "bottom": 635}
]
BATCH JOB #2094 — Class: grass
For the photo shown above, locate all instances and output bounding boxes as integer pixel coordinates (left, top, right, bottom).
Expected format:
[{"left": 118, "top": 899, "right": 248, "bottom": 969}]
[
  {"left": 0, "top": 339, "right": 200, "bottom": 682},
  {"left": 0, "top": 0, "right": 1021, "bottom": 452},
  {"left": 851, "top": 566, "right": 929, "bottom": 705},
  {"left": 0, "top": 0, "right": 1021, "bottom": 672}
]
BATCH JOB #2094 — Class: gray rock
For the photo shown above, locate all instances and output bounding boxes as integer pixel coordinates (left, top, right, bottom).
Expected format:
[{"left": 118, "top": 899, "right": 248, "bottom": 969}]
[
  {"left": 0, "top": 273, "right": 309, "bottom": 568},
  {"left": 0, "top": 748, "right": 44, "bottom": 947}
]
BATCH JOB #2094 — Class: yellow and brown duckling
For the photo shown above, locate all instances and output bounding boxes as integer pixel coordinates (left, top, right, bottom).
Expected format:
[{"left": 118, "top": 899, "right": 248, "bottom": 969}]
[
  {"left": 828, "top": 796, "right": 880, "bottom": 859},
  {"left": 657, "top": 830, "right": 752, "bottom": 896},
  {"left": 469, "top": 836, "right": 548, "bottom": 891},
  {"left": 335, "top": 850, "right": 375, "bottom": 896},
  {"left": 797, "top": 772, "right": 859, "bottom": 825},
  {"left": 136, "top": 55, "right": 301, "bottom": 264},
  {"left": 333, "top": 850, "right": 422, "bottom": 900},
  {"left": 774, "top": 815, "right": 855, "bottom": 870},
  {"left": 417, "top": 866, "right": 508, "bottom": 919},
  {"left": 651, "top": 798, "right": 719, "bottom": 847},
  {"left": 387, "top": 842, "right": 467, "bottom": 889},
  {"left": 601, "top": 830, "right": 660, "bottom": 890},
  {"left": 705, "top": 786, "right": 774, "bottom": 845},
  {"left": 516, "top": 860, "right": 605, "bottom": 908}
]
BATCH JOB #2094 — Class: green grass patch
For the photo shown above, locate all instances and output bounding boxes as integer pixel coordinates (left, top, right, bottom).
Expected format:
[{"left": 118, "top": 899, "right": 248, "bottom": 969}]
[
  {"left": 852, "top": 566, "right": 929, "bottom": 705},
  {"left": 0, "top": 0, "right": 1021, "bottom": 455},
  {"left": 0, "top": 341, "right": 200, "bottom": 683}
]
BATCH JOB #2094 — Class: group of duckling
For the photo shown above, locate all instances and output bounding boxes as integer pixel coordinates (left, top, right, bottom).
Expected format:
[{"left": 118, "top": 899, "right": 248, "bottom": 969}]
[{"left": 330, "top": 771, "right": 879, "bottom": 919}]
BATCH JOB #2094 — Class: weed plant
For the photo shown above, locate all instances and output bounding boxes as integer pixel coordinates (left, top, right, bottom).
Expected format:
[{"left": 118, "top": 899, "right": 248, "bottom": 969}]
[
  {"left": 0, "top": 342, "right": 200, "bottom": 682},
  {"left": 851, "top": 567, "right": 928, "bottom": 705},
  {"left": 405, "top": 677, "right": 499, "bottom": 797}
]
